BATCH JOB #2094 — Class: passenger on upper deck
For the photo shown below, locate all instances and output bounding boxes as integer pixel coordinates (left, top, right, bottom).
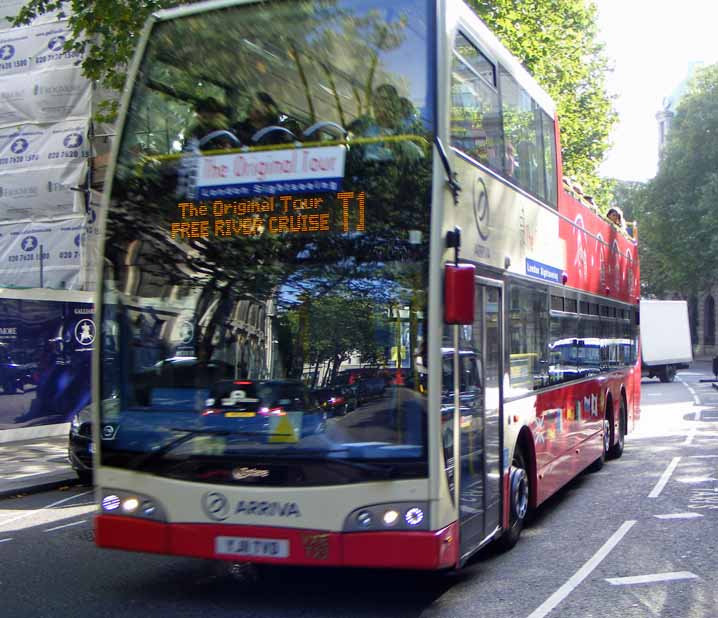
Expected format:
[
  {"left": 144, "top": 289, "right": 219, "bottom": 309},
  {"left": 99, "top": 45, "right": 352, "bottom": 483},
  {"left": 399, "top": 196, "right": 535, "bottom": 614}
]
[
  {"left": 349, "top": 84, "right": 422, "bottom": 160},
  {"left": 234, "top": 91, "right": 298, "bottom": 145},
  {"left": 187, "top": 97, "right": 236, "bottom": 150},
  {"left": 606, "top": 206, "right": 624, "bottom": 229}
]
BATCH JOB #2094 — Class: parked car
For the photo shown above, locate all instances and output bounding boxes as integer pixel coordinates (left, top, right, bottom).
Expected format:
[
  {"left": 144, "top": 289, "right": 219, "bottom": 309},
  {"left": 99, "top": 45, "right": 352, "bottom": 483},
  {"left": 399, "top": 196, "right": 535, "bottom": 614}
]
[
  {"left": 354, "top": 376, "right": 387, "bottom": 403},
  {"left": 313, "top": 386, "right": 357, "bottom": 416},
  {"left": 68, "top": 404, "right": 93, "bottom": 484},
  {"left": 201, "top": 379, "right": 325, "bottom": 438}
]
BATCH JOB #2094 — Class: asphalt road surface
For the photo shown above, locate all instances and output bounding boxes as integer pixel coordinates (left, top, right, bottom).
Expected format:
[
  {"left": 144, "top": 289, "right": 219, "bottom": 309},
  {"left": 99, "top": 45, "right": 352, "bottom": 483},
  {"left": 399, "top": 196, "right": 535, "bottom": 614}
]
[{"left": 2, "top": 363, "right": 717, "bottom": 618}]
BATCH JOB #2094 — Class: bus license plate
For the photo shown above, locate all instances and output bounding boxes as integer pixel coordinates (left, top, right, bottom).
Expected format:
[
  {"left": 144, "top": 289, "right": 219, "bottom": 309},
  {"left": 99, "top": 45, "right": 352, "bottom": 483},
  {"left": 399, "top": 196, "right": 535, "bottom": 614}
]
[{"left": 215, "top": 536, "right": 289, "bottom": 558}]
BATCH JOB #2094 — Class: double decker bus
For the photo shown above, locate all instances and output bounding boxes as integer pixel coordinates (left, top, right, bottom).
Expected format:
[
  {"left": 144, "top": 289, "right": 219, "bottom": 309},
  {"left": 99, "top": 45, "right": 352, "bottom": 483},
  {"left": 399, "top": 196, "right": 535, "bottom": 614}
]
[{"left": 93, "top": 0, "right": 640, "bottom": 569}]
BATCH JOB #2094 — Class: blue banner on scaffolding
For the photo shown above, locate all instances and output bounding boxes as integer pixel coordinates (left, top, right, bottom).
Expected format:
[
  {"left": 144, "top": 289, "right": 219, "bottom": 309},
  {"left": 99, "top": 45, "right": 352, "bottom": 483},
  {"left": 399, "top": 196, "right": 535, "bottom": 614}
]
[{"left": 0, "top": 297, "right": 93, "bottom": 430}]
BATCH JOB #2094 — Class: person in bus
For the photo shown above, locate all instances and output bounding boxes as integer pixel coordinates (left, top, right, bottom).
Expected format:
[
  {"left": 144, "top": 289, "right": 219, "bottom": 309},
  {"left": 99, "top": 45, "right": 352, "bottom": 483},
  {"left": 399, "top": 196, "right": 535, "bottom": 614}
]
[
  {"left": 606, "top": 206, "right": 624, "bottom": 229},
  {"left": 350, "top": 84, "right": 422, "bottom": 159},
  {"left": 234, "top": 91, "right": 297, "bottom": 145},
  {"left": 186, "top": 97, "right": 234, "bottom": 149}
]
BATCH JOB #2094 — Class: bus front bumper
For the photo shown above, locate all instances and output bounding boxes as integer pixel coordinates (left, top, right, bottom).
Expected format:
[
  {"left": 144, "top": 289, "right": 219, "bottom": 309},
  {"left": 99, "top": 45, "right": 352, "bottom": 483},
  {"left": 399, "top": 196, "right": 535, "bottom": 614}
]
[{"left": 95, "top": 515, "right": 459, "bottom": 570}]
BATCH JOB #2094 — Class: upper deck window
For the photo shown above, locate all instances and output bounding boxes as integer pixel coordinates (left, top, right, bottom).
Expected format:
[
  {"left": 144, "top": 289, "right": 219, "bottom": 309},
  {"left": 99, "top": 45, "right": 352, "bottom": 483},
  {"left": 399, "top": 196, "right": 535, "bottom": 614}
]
[
  {"left": 450, "top": 34, "right": 502, "bottom": 170},
  {"left": 499, "top": 67, "right": 547, "bottom": 202},
  {"left": 449, "top": 33, "right": 558, "bottom": 209}
]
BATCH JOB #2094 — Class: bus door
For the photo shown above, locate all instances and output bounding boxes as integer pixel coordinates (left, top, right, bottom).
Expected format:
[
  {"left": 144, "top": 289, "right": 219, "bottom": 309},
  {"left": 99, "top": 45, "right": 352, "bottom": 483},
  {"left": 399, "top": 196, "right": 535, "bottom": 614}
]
[{"left": 455, "top": 277, "right": 503, "bottom": 557}]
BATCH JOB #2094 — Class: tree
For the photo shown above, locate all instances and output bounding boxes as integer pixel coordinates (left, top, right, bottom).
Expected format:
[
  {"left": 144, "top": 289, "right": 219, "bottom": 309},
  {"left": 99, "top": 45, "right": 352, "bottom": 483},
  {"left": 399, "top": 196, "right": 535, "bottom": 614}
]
[
  {"left": 634, "top": 63, "right": 718, "bottom": 296},
  {"left": 470, "top": 0, "right": 617, "bottom": 206}
]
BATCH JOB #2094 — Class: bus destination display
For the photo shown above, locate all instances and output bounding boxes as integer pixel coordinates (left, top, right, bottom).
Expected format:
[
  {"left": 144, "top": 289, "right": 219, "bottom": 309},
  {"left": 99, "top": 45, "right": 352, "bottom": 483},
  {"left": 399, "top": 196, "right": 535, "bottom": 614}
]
[{"left": 170, "top": 191, "right": 366, "bottom": 239}]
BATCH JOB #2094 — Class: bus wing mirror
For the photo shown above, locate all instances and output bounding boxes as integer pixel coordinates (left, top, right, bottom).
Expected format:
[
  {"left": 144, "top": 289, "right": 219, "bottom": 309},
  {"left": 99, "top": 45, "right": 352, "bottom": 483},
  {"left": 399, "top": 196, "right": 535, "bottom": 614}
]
[{"left": 444, "top": 263, "right": 475, "bottom": 324}]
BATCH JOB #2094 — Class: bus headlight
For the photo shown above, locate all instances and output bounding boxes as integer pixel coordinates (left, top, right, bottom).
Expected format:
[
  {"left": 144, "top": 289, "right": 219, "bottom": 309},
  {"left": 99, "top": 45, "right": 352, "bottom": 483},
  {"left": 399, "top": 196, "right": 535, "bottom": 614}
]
[
  {"left": 122, "top": 497, "right": 140, "bottom": 513},
  {"left": 101, "top": 489, "right": 166, "bottom": 521},
  {"left": 343, "top": 502, "right": 429, "bottom": 531},
  {"left": 382, "top": 509, "right": 400, "bottom": 527}
]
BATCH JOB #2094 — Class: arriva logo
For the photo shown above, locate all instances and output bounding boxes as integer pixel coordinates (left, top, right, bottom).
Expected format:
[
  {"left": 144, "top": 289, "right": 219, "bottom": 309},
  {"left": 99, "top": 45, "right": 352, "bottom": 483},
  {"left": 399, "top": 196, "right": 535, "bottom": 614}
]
[
  {"left": 201, "top": 491, "right": 301, "bottom": 521},
  {"left": 202, "top": 491, "right": 230, "bottom": 521},
  {"left": 235, "top": 500, "right": 301, "bottom": 518}
]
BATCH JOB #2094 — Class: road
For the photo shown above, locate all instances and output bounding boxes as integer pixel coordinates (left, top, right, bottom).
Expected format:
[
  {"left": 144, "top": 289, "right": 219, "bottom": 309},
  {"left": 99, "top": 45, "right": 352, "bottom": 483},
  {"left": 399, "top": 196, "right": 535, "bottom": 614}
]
[{"left": 2, "top": 363, "right": 717, "bottom": 618}]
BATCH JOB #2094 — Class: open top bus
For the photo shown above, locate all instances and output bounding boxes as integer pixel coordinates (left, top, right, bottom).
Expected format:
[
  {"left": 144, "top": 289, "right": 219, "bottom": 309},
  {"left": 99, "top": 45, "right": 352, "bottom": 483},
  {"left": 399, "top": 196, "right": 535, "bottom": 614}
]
[{"left": 93, "top": 0, "right": 640, "bottom": 569}]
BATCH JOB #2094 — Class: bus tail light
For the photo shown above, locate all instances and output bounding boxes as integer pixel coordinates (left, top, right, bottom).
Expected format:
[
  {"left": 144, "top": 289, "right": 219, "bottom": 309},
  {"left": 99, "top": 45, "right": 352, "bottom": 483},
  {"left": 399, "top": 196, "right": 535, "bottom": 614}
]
[{"left": 444, "top": 263, "right": 475, "bottom": 324}]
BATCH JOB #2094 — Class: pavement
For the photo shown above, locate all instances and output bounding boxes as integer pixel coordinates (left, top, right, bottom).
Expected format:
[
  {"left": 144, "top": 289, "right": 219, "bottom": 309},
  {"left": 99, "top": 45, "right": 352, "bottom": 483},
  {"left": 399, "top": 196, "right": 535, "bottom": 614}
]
[{"left": 0, "top": 433, "right": 79, "bottom": 498}]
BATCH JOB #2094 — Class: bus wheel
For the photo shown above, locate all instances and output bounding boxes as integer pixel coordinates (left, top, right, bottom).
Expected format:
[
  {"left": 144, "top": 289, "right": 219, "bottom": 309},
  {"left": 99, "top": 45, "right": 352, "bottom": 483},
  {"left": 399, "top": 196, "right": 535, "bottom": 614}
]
[
  {"left": 608, "top": 398, "right": 626, "bottom": 460},
  {"left": 588, "top": 412, "right": 610, "bottom": 472},
  {"left": 497, "top": 449, "right": 529, "bottom": 551}
]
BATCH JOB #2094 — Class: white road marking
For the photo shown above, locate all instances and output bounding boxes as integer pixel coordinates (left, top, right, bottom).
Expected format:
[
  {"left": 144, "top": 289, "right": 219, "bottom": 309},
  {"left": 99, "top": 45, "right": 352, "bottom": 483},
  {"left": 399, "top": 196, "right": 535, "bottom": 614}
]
[
  {"left": 689, "top": 455, "right": 718, "bottom": 459},
  {"left": 526, "top": 520, "right": 636, "bottom": 618},
  {"left": 605, "top": 571, "right": 698, "bottom": 586},
  {"left": 0, "top": 490, "right": 93, "bottom": 529},
  {"left": 648, "top": 457, "right": 681, "bottom": 498},
  {"left": 678, "top": 378, "right": 701, "bottom": 405},
  {"left": 44, "top": 520, "right": 86, "bottom": 532},
  {"left": 654, "top": 512, "right": 704, "bottom": 520},
  {"left": 683, "top": 427, "right": 697, "bottom": 446},
  {"left": 0, "top": 537, "right": 13, "bottom": 543}
]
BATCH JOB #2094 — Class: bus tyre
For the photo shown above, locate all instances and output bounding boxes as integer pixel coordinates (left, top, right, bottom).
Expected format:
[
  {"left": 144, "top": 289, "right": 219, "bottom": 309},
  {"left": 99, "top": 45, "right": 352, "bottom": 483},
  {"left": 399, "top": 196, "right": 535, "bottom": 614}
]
[
  {"left": 608, "top": 399, "right": 626, "bottom": 460},
  {"left": 588, "top": 412, "right": 610, "bottom": 472},
  {"left": 497, "top": 449, "right": 529, "bottom": 551},
  {"left": 659, "top": 365, "right": 676, "bottom": 382}
]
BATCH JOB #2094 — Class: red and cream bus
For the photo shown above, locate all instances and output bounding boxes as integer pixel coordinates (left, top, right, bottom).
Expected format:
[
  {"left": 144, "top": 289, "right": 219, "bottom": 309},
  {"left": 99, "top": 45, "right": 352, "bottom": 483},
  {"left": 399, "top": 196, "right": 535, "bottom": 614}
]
[{"left": 93, "top": 0, "right": 640, "bottom": 569}]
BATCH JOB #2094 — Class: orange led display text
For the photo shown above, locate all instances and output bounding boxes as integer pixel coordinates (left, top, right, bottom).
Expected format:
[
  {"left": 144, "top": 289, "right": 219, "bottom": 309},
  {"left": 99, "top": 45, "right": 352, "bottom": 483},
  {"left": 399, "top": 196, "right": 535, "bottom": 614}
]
[{"left": 170, "top": 192, "right": 366, "bottom": 240}]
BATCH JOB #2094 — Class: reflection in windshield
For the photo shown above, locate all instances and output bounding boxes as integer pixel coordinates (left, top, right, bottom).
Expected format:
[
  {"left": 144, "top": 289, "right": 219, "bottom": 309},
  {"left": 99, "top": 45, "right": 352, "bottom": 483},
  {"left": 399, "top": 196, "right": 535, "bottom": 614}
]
[{"left": 100, "top": 0, "right": 433, "bottom": 485}]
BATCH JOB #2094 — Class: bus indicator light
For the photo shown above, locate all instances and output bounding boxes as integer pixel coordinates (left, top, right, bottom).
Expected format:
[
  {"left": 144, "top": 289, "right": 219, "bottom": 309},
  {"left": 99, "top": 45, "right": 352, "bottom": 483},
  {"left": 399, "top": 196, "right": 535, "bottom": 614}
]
[
  {"left": 142, "top": 501, "right": 156, "bottom": 517},
  {"left": 356, "top": 511, "right": 372, "bottom": 528}
]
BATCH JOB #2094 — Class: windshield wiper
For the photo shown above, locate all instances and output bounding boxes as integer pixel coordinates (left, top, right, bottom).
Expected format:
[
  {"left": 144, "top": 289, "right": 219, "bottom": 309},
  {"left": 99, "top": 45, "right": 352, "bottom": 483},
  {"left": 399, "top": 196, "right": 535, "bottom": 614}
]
[{"left": 129, "top": 427, "right": 294, "bottom": 469}]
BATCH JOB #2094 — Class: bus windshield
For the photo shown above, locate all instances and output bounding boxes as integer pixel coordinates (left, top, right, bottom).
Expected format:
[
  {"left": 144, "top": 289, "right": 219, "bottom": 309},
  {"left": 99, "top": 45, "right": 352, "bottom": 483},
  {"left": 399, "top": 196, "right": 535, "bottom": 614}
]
[{"left": 100, "top": 0, "right": 434, "bottom": 485}]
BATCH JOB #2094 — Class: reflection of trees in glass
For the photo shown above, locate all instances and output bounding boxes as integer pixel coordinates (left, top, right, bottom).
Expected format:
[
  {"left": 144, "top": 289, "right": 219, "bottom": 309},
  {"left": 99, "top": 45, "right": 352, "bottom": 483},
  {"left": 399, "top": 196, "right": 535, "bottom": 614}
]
[
  {"left": 103, "top": 1, "right": 432, "bottom": 385},
  {"left": 119, "top": 2, "right": 415, "bottom": 152}
]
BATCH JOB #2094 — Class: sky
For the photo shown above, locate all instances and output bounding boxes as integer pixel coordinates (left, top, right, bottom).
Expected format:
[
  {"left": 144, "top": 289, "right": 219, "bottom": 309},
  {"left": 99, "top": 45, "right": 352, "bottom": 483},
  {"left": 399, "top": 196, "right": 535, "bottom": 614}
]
[{"left": 594, "top": 0, "right": 718, "bottom": 182}]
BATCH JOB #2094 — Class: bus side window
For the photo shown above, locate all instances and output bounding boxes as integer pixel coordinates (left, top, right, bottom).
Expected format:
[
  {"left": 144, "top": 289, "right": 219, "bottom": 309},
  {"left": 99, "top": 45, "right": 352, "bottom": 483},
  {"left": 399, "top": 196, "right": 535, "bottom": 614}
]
[{"left": 450, "top": 33, "right": 502, "bottom": 170}]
